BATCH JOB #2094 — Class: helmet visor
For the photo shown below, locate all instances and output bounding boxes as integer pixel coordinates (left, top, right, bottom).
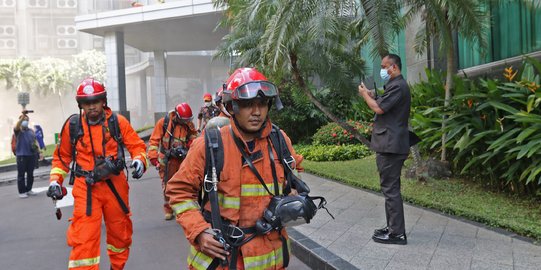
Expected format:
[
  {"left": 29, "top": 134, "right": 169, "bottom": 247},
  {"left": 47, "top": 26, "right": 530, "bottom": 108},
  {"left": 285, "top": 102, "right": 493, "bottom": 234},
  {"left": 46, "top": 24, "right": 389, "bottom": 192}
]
[{"left": 234, "top": 81, "right": 278, "bottom": 100}]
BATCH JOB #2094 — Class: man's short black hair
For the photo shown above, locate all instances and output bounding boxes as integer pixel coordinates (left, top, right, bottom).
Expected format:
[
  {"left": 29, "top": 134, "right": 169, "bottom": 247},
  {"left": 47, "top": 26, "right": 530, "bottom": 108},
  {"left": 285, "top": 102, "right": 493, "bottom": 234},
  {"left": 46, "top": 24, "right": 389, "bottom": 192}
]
[{"left": 385, "top": 53, "right": 402, "bottom": 70}]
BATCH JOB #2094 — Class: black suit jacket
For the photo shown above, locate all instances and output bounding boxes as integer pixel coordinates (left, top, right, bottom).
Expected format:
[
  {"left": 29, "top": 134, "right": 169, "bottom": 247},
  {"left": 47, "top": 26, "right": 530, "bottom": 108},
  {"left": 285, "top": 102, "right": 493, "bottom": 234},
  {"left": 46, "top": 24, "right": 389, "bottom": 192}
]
[{"left": 370, "top": 75, "right": 411, "bottom": 154}]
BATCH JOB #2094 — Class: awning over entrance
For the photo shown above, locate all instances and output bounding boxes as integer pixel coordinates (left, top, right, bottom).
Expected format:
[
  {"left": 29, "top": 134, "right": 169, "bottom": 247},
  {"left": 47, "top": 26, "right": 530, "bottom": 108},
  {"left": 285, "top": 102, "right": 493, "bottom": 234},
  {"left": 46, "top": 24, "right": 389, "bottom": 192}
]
[{"left": 74, "top": 1, "right": 228, "bottom": 52}]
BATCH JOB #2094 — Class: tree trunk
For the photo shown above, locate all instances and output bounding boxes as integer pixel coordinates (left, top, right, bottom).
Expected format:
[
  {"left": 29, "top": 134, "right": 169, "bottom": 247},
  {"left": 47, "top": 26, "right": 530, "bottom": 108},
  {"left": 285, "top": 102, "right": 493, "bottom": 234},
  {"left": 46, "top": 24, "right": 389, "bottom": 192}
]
[
  {"left": 440, "top": 27, "right": 456, "bottom": 162},
  {"left": 289, "top": 52, "right": 371, "bottom": 146}
]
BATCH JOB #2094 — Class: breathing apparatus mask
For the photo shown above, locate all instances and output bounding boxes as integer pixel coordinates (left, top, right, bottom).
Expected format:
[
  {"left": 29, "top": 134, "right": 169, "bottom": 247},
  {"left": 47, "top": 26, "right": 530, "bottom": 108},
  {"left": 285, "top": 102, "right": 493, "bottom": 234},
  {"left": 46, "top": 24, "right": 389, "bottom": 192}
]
[
  {"left": 167, "top": 146, "right": 188, "bottom": 159},
  {"left": 87, "top": 155, "right": 124, "bottom": 184},
  {"left": 255, "top": 176, "right": 333, "bottom": 234}
]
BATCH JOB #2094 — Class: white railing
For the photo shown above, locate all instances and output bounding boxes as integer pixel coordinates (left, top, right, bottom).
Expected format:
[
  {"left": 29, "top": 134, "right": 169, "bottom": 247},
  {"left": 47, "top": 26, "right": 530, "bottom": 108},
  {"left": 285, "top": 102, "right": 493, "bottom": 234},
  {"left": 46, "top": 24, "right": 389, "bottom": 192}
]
[{"left": 81, "top": 0, "right": 213, "bottom": 14}]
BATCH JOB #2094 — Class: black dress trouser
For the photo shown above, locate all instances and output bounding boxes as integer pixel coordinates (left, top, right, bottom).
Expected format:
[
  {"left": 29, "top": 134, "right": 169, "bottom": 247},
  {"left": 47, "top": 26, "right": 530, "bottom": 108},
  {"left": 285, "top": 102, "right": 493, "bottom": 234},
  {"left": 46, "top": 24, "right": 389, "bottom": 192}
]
[
  {"left": 17, "top": 155, "right": 35, "bottom": 194},
  {"left": 376, "top": 152, "right": 408, "bottom": 235}
]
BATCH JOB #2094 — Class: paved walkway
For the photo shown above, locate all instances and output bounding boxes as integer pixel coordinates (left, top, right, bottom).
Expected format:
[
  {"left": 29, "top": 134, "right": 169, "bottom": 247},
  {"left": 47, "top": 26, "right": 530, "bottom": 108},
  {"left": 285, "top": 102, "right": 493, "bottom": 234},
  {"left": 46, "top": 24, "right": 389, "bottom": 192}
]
[
  {"left": 294, "top": 173, "right": 541, "bottom": 270},
  {"left": 2, "top": 164, "right": 540, "bottom": 269}
]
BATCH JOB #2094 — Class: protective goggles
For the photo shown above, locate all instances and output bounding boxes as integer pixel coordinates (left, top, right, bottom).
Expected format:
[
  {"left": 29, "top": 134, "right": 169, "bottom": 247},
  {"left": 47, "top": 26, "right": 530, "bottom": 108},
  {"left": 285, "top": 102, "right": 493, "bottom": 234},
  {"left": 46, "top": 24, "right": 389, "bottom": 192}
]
[{"left": 231, "top": 81, "right": 278, "bottom": 100}]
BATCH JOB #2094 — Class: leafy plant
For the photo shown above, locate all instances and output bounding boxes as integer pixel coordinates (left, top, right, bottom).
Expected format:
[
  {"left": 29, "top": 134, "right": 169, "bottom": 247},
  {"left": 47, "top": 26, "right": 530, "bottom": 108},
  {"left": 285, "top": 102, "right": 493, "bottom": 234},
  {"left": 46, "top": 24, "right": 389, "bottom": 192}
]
[
  {"left": 412, "top": 57, "right": 541, "bottom": 195},
  {"left": 295, "top": 144, "right": 371, "bottom": 161},
  {"left": 270, "top": 81, "right": 326, "bottom": 144},
  {"left": 312, "top": 121, "right": 372, "bottom": 146}
]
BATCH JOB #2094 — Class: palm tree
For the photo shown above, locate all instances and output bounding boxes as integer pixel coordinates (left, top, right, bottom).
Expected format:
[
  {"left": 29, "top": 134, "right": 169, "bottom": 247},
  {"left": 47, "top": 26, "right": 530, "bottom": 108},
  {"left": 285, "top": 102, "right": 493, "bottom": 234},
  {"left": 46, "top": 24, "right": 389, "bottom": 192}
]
[
  {"left": 0, "top": 58, "right": 35, "bottom": 93},
  {"left": 403, "top": 0, "right": 489, "bottom": 161},
  {"left": 33, "top": 57, "right": 73, "bottom": 119},
  {"left": 214, "top": 0, "right": 404, "bottom": 146},
  {"left": 69, "top": 50, "right": 107, "bottom": 83},
  {"left": 33, "top": 57, "right": 73, "bottom": 96}
]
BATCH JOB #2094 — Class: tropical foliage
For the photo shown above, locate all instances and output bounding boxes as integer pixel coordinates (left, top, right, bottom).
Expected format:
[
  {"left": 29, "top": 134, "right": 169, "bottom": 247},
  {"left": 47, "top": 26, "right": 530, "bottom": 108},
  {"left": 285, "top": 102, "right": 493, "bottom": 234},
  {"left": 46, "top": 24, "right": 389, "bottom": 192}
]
[
  {"left": 0, "top": 50, "right": 106, "bottom": 96},
  {"left": 269, "top": 82, "right": 327, "bottom": 144},
  {"left": 401, "top": 0, "right": 490, "bottom": 161},
  {"left": 214, "top": 0, "right": 373, "bottom": 145},
  {"left": 412, "top": 57, "right": 541, "bottom": 195}
]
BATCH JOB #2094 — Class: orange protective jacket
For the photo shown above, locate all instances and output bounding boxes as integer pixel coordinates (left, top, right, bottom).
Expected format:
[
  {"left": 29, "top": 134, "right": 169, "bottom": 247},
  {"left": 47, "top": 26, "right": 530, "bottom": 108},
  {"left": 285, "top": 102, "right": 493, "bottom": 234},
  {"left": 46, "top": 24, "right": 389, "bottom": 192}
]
[
  {"left": 50, "top": 108, "right": 147, "bottom": 186},
  {"left": 166, "top": 119, "right": 304, "bottom": 270},
  {"left": 49, "top": 108, "right": 147, "bottom": 269},
  {"left": 147, "top": 111, "right": 198, "bottom": 167}
]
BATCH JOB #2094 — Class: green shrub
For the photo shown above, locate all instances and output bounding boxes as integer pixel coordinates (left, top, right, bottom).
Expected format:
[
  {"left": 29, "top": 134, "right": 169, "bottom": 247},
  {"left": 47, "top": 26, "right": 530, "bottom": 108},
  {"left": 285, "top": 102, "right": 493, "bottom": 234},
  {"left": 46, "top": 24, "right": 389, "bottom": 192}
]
[
  {"left": 312, "top": 121, "right": 372, "bottom": 145},
  {"left": 269, "top": 82, "right": 327, "bottom": 144},
  {"left": 295, "top": 144, "right": 372, "bottom": 161},
  {"left": 411, "top": 57, "right": 541, "bottom": 195}
]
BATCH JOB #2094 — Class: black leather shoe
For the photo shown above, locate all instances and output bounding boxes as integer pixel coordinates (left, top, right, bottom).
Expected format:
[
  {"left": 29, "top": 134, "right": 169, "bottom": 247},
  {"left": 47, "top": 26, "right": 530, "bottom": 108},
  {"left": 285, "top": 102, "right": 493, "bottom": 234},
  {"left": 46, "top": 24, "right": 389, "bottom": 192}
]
[
  {"left": 373, "top": 226, "right": 389, "bottom": 237},
  {"left": 372, "top": 232, "right": 407, "bottom": 245}
]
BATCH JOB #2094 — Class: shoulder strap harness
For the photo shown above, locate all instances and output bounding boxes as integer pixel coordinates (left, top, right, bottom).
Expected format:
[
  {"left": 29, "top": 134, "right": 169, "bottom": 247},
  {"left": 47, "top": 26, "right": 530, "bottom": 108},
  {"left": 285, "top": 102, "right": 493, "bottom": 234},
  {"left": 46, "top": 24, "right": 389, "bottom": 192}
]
[
  {"left": 57, "top": 113, "right": 129, "bottom": 216},
  {"left": 201, "top": 125, "right": 295, "bottom": 270}
]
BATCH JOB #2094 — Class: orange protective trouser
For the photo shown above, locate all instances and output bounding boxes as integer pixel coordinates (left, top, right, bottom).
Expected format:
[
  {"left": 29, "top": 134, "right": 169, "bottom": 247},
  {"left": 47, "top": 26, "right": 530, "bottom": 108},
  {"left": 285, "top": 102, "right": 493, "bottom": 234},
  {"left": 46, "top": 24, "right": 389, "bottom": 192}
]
[
  {"left": 158, "top": 158, "right": 181, "bottom": 215},
  {"left": 67, "top": 178, "right": 132, "bottom": 270}
]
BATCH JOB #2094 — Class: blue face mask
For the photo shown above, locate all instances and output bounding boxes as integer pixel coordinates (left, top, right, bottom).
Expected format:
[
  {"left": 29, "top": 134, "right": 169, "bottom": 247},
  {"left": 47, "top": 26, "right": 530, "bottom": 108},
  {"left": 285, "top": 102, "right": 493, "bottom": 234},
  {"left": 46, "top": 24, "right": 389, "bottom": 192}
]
[
  {"left": 380, "top": 68, "right": 390, "bottom": 81},
  {"left": 21, "top": 120, "right": 29, "bottom": 128}
]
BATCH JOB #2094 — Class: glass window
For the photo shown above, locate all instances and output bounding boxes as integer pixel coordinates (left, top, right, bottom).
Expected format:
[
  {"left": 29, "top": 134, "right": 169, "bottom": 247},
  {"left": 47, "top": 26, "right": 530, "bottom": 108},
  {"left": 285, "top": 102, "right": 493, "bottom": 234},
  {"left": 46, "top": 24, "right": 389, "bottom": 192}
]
[{"left": 458, "top": 1, "right": 541, "bottom": 69}]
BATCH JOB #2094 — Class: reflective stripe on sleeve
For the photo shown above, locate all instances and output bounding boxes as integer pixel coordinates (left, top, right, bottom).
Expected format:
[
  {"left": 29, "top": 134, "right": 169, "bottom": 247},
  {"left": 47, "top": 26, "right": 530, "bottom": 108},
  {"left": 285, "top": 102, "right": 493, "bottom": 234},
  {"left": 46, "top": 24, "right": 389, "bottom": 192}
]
[
  {"left": 148, "top": 145, "right": 159, "bottom": 151},
  {"left": 68, "top": 256, "right": 100, "bottom": 268},
  {"left": 171, "top": 200, "right": 200, "bottom": 215},
  {"left": 187, "top": 245, "right": 213, "bottom": 270},
  {"left": 50, "top": 167, "right": 68, "bottom": 179}
]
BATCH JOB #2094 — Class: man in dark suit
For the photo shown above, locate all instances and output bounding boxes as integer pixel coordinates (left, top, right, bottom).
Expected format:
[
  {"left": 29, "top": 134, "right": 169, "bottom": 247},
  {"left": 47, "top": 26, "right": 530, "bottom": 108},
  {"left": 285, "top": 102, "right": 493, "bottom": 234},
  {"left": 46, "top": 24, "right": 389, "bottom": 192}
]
[{"left": 358, "top": 53, "right": 411, "bottom": 245}]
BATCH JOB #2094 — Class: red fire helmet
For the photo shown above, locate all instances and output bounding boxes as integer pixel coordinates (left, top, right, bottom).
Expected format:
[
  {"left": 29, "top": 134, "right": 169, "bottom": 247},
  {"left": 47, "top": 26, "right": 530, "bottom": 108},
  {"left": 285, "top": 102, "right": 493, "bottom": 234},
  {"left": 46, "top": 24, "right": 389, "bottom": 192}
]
[
  {"left": 175, "top": 102, "right": 193, "bottom": 121},
  {"left": 76, "top": 78, "right": 106, "bottom": 103}
]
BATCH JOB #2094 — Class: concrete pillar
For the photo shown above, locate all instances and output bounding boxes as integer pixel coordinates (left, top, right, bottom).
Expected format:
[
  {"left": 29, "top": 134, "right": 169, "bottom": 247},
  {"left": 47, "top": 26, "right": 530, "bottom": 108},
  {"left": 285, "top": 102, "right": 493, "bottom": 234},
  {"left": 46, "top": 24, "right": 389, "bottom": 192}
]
[
  {"left": 405, "top": 14, "right": 429, "bottom": 84},
  {"left": 153, "top": 50, "right": 168, "bottom": 122},
  {"left": 104, "top": 31, "right": 129, "bottom": 121},
  {"left": 140, "top": 71, "right": 149, "bottom": 123}
]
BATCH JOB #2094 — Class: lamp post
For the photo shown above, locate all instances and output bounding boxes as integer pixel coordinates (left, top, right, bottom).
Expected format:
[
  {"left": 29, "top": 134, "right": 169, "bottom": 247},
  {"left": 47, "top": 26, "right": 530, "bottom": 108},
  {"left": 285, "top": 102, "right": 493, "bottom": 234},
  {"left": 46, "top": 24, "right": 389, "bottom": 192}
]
[{"left": 17, "top": 92, "right": 29, "bottom": 110}]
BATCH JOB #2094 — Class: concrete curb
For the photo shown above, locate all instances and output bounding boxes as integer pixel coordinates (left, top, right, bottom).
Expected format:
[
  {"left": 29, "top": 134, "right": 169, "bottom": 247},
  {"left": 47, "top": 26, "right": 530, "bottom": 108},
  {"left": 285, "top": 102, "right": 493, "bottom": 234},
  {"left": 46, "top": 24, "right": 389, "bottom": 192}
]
[
  {"left": 0, "top": 157, "right": 52, "bottom": 173},
  {"left": 288, "top": 228, "right": 358, "bottom": 270},
  {"left": 0, "top": 170, "right": 50, "bottom": 186}
]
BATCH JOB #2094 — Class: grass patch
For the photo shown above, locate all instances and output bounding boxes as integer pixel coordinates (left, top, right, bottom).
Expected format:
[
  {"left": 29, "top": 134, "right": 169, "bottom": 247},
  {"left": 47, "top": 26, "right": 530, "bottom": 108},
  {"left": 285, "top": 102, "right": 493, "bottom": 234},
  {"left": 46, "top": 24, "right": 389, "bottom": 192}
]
[
  {"left": 135, "top": 125, "right": 154, "bottom": 133},
  {"left": 0, "top": 144, "right": 56, "bottom": 165},
  {"left": 303, "top": 155, "right": 541, "bottom": 241}
]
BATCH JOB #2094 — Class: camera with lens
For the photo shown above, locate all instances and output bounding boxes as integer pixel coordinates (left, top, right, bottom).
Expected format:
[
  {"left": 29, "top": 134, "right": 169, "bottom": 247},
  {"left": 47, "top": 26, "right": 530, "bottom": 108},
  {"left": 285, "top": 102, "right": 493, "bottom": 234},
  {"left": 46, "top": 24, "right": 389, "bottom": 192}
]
[
  {"left": 168, "top": 146, "right": 188, "bottom": 159},
  {"left": 88, "top": 155, "right": 125, "bottom": 184}
]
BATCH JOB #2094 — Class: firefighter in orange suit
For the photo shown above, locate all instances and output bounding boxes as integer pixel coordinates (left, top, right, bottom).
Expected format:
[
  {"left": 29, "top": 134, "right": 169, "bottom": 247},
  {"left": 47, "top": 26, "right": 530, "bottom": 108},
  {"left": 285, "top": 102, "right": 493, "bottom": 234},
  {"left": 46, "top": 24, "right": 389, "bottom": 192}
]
[
  {"left": 47, "top": 78, "right": 147, "bottom": 270},
  {"left": 166, "top": 68, "right": 304, "bottom": 269},
  {"left": 147, "top": 103, "right": 198, "bottom": 220}
]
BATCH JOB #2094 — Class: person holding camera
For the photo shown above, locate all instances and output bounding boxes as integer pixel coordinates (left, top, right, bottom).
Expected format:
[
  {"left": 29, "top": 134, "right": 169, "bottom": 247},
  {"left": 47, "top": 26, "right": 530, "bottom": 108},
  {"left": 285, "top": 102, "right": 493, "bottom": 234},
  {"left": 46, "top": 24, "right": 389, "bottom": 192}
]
[
  {"left": 166, "top": 68, "right": 304, "bottom": 269},
  {"left": 47, "top": 78, "right": 148, "bottom": 270},
  {"left": 12, "top": 111, "right": 39, "bottom": 198},
  {"left": 147, "top": 102, "right": 198, "bottom": 220},
  {"left": 358, "top": 54, "right": 411, "bottom": 245}
]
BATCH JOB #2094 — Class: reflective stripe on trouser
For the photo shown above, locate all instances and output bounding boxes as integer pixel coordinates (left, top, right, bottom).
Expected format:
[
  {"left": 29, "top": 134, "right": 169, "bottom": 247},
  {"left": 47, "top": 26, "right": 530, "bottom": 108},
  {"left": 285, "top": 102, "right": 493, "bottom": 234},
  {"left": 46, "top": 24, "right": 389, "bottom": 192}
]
[
  {"left": 187, "top": 243, "right": 287, "bottom": 270},
  {"left": 244, "top": 246, "right": 285, "bottom": 269},
  {"left": 187, "top": 246, "right": 245, "bottom": 270},
  {"left": 68, "top": 178, "right": 132, "bottom": 270},
  {"left": 159, "top": 158, "right": 181, "bottom": 214}
]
